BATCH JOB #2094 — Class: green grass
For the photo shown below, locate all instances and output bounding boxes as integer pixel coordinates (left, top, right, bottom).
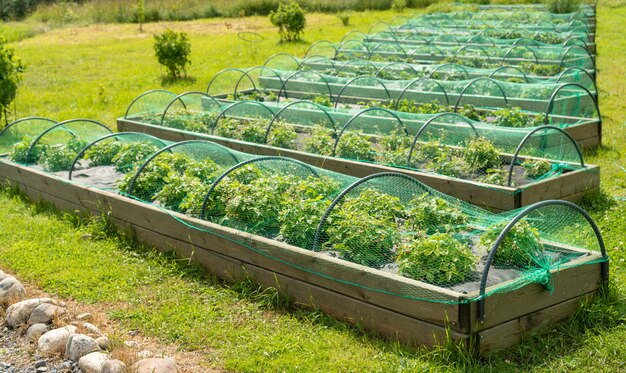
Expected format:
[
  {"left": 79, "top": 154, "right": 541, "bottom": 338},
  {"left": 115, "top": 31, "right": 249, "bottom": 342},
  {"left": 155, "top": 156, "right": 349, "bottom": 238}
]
[{"left": 1, "top": 2, "right": 626, "bottom": 371}]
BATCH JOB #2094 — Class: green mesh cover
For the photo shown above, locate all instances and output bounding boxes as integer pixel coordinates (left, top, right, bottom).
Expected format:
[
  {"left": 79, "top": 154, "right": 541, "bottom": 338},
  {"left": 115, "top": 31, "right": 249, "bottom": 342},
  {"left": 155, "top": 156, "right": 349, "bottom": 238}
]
[{"left": 1, "top": 124, "right": 607, "bottom": 304}]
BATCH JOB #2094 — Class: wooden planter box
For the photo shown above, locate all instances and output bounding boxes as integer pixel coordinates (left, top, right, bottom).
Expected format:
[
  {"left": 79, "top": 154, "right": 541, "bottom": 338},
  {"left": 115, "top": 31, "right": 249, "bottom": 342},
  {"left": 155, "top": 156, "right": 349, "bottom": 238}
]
[
  {"left": 0, "top": 159, "right": 607, "bottom": 355},
  {"left": 249, "top": 80, "right": 602, "bottom": 149},
  {"left": 117, "top": 118, "right": 600, "bottom": 212}
]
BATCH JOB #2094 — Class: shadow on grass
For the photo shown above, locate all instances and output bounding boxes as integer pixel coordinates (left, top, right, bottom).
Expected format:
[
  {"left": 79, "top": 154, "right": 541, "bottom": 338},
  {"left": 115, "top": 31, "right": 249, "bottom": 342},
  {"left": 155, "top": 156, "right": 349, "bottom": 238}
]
[{"left": 160, "top": 75, "right": 197, "bottom": 87}]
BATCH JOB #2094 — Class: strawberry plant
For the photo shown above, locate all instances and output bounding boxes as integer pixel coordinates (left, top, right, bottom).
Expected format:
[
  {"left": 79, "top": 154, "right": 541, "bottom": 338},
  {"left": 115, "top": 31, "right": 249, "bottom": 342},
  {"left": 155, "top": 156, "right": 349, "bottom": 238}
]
[
  {"left": 405, "top": 193, "right": 468, "bottom": 234},
  {"left": 522, "top": 159, "right": 552, "bottom": 179},
  {"left": 397, "top": 233, "right": 476, "bottom": 285},
  {"left": 10, "top": 139, "right": 43, "bottom": 164},
  {"left": 519, "top": 62, "right": 561, "bottom": 76},
  {"left": 240, "top": 119, "right": 268, "bottom": 144},
  {"left": 479, "top": 168, "right": 507, "bottom": 186},
  {"left": 267, "top": 120, "right": 297, "bottom": 149},
  {"left": 375, "top": 130, "right": 412, "bottom": 166},
  {"left": 111, "top": 142, "right": 161, "bottom": 172},
  {"left": 493, "top": 106, "right": 542, "bottom": 128},
  {"left": 84, "top": 142, "right": 123, "bottom": 167},
  {"left": 215, "top": 117, "right": 241, "bottom": 139},
  {"left": 41, "top": 146, "right": 77, "bottom": 172},
  {"left": 278, "top": 197, "right": 331, "bottom": 247},
  {"left": 335, "top": 131, "right": 373, "bottom": 161},
  {"left": 478, "top": 219, "right": 545, "bottom": 268},
  {"left": 463, "top": 137, "right": 502, "bottom": 173}
]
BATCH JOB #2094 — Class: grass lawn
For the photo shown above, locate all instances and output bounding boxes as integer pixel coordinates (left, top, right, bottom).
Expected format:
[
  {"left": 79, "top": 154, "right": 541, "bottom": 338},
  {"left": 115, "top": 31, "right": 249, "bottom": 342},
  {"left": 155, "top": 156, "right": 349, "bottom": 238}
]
[{"left": 1, "top": 2, "right": 626, "bottom": 371}]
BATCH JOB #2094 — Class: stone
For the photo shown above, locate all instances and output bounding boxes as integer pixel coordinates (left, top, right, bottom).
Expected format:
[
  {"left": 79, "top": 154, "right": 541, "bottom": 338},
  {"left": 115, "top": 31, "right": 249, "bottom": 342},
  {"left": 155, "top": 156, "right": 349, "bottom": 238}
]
[
  {"left": 96, "top": 336, "right": 110, "bottom": 350},
  {"left": 36, "top": 367, "right": 48, "bottom": 372},
  {"left": 83, "top": 322, "right": 102, "bottom": 336},
  {"left": 6, "top": 298, "right": 54, "bottom": 328},
  {"left": 131, "top": 358, "right": 178, "bottom": 373},
  {"left": 124, "top": 340, "right": 139, "bottom": 349},
  {"left": 38, "top": 325, "right": 77, "bottom": 355},
  {"left": 77, "top": 351, "right": 109, "bottom": 373},
  {"left": 137, "top": 350, "right": 152, "bottom": 359},
  {"left": 76, "top": 313, "right": 92, "bottom": 321},
  {"left": 65, "top": 334, "right": 100, "bottom": 361},
  {"left": 35, "top": 360, "right": 47, "bottom": 368},
  {"left": 0, "top": 270, "right": 7, "bottom": 281},
  {"left": 26, "top": 324, "right": 49, "bottom": 343},
  {"left": 100, "top": 359, "right": 127, "bottom": 373},
  {"left": 28, "top": 303, "right": 66, "bottom": 325},
  {"left": 0, "top": 276, "right": 26, "bottom": 305}
]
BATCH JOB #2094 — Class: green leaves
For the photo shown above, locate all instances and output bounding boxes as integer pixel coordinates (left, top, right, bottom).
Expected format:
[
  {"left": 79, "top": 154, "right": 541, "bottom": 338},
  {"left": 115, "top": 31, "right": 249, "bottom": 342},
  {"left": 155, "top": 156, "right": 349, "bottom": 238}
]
[
  {"left": 0, "top": 37, "right": 25, "bottom": 125},
  {"left": 153, "top": 29, "right": 191, "bottom": 79},
  {"left": 478, "top": 220, "right": 545, "bottom": 268}
]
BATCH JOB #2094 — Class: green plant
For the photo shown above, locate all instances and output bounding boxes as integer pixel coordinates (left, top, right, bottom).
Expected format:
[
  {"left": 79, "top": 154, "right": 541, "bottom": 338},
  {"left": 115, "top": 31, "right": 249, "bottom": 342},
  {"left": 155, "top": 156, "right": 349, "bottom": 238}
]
[
  {"left": 463, "top": 137, "right": 501, "bottom": 173},
  {"left": 10, "top": 139, "right": 37, "bottom": 164},
  {"left": 0, "top": 37, "right": 25, "bottom": 125},
  {"left": 240, "top": 119, "right": 267, "bottom": 144},
  {"left": 391, "top": 0, "right": 407, "bottom": 12},
  {"left": 341, "top": 188, "right": 404, "bottom": 222},
  {"left": 336, "top": 13, "right": 350, "bottom": 26},
  {"left": 278, "top": 196, "right": 330, "bottom": 247},
  {"left": 84, "top": 142, "right": 122, "bottom": 167},
  {"left": 397, "top": 233, "right": 476, "bottom": 285},
  {"left": 40, "top": 146, "right": 76, "bottom": 172},
  {"left": 376, "top": 130, "right": 412, "bottom": 166},
  {"left": 267, "top": 120, "right": 297, "bottom": 149},
  {"left": 519, "top": 62, "right": 561, "bottom": 76},
  {"left": 111, "top": 142, "right": 160, "bottom": 172},
  {"left": 269, "top": 0, "right": 306, "bottom": 42},
  {"left": 493, "top": 106, "right": 541, "bottom": 128},
  {"left": 405, "top": 193, "right": 468, "bottom": 234},
  {"left": 478, "top": 220, "right": 545, "bottom": 268},
  {"left": 136, "top": 0, "right": 145, "bottom": 31},
  {"left": 457, "top": 105, "right": 482, "bottom": 121},
  {"left": 305, "top": 127, "right": 335, "bottom": 156},
  {"left": 215, "top": 117, "right": 241, "bottom": 139},
  {"left": 547, "top": 0, "right": 581, "bottom": 13},
  {"left": 479, "top": 168, "right": 507, "bottom": 186},
  {"left": 522, "top": 159, "right": 552, "bottom": 179},
  {"left": 335, "top": 131, "right": 373, "bottom": 161},
  {"left": 153, "top": 29, "right": 191, "bottom": 78},
  {"left": 311, "top": 95, "right": 332, "bottom": 107}
]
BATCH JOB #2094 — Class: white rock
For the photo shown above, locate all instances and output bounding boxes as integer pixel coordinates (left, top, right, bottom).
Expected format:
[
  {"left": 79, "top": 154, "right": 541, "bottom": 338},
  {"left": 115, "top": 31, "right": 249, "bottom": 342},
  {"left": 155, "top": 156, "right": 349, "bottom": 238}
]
[
  {"left": 28, "top": 303, "right": 66, "bottom": 325},
  {"left": 0, "top": 276, "right": 26, "bottom": 305},
  {"left": 95, "top": 336, "right": 110, "bottom": 350},
  {"left": 0, "top": 270, "right": 7, "bottom": 281},
  {"left": 76, "top": 313, "right": 92, "bottom": 321},
  {"left": 124, "top": 340, "right": 140, "bottom": 349},
  {"left": 6, "top": 298, "right": 54, "bottom": 328},
  {"left": 131, "top": 358, "right": 178, "bottom": 373},
  {"left": 78, "top": 351, "right": 109, "bottom": 373},
  {"left": 137, "top": 350, "right": 152, "bottom": 359},
  {"left": 83, "top": 322, "right": 102, "bottom": 337},
  {"left": 101, "top": 359, "right": 127, "bottom": 373},
  {"left": 65, "top": 334, "right": 100, "bottom": 361},
  {"left": 26, "top": 323, "right": 49, "bottom": 342},
  {"left": 38, "top": 325, "right": 77, "bottom": 355}
]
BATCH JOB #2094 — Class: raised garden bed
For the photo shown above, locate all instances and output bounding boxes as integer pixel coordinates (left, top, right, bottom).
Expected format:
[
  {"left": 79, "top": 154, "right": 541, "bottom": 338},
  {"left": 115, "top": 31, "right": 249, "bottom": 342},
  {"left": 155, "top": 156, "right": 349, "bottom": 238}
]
[
  {"left": 0, "top": 138, "right": 608, "bottom": 355},
  {"left": 117, "top": 112, "right": 600, "bottom": 212}
]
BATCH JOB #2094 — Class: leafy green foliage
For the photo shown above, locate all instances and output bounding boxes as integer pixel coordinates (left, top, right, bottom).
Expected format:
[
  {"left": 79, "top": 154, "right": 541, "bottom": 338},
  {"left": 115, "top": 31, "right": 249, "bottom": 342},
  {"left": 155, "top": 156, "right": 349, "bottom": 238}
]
[
  {"left": 547, "top": 0, "right": 581, "bottom": 13},
  {"left": 336, "top": 131, "right": 373, "bottom": 161},
  {"left": 520, "top": 62, "right": 561, "bottom": 76},
  {"left": 457, "top": 104, "right": 482, "bottom": 121},
  {"left": 163, "top": 110, "right": 216, "bottom": 133},
  {"left": 84, "top": 142, "right": 123, "bottom": 167},
  {"left": 405, "top": 193, "right": 468, "bottom": 235},
  {"left": 10, "top": 139, "right": 38, "bottom": 164},
  {"left": 111, "top": 142, "right": 160, "bottom": 172},
  {"left": 269, "top": 0, "right": 306, "bottom": 42},
  {"left": 153, "top": 28, "right": 191, "bottom": 78},
  {"left": 305, "top": 127, "right": 335, "bottom": 156},
  {"left": 278, "top": 197, "right": 330, "bottom": 247},
  {"left": 478, "top": 220, "right": 545, "bottom": 268},
  {"left": 397, "top": 233, "right": 476, "bottom": 285},
  {"left": 522, "top": 159, "right": 552, "bottom": 179},
  {"left": 311, "top": 95, "right": 332, "bottom": 107},
  {"left": 376, "top": 129, "right": 412, "bottom": 166},
  {"left": 267, "top": 120, "right": 297, "bottom": 149},
  {"left": 240, "top": 119, "right": 267, "bottom": 144},
  {"left": 0, "top": 37, "right": 25, "bottom": 125},
  {"left": 463, "top": 137, "right": 502, "bottom": 173},
  {"left": 493, "top": 106, "right": 542, "bottom": 128}
]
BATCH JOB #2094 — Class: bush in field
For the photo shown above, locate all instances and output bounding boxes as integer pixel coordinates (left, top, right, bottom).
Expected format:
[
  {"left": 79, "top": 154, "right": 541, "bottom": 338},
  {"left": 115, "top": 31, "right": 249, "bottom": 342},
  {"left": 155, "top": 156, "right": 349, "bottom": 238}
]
[
  {"left": 0, "top": 37, "right": 25, "bottom": 126},
  {"left": 548, "top": 0, "right": 581, "bottom": 14},
  {"left": 0, "top": 0, "right": 38, "bottom": 21},
  {"left": 269, "top": 0, "right": 306, "bottom": 42},
  {"left": 153, "top": 29, "right": 191, "bottom": 79}
]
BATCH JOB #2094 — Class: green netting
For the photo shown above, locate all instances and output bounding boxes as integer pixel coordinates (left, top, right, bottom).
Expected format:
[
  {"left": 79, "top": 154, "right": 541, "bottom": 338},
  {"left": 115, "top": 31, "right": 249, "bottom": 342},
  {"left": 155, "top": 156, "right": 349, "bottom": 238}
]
[
  {"left": 5, "top": 119, "right": 113, "bottom": 174},
  {"left": 2, "top": 125, "right": 606, "bottom": 305},
  {"left": 265, "top": 54, "right": 596, "bottom": 91},
  {"left": 67, "top": 132, "right": 171, "bottom": 191},
  {"left": 0, "top": 117, "right": 58, "bottom": 155},
  {"left": 121, "top": 91, "right": 594, "bottom": 192},
  {"left": 413, "top": 9, "right": 591, "bottom": 25},
  {"left": 403, "top": 16, "right": 592, "bottom": 34}
]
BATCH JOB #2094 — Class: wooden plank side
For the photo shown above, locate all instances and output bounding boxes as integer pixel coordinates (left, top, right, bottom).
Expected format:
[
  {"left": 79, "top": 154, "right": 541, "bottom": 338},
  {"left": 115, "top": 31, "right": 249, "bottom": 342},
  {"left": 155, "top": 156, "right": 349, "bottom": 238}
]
[
  {"left": 477, "top": 292, "right": 595, "bottom": 354},
  {"left": 0, "top": 160, "right": 467, "bottom": 332},
  {"left": 468, "top": 261, "right": 603, "bottom": 331},
  {"left": 519, "top": 165, "right": 600, "bottom": 206}
]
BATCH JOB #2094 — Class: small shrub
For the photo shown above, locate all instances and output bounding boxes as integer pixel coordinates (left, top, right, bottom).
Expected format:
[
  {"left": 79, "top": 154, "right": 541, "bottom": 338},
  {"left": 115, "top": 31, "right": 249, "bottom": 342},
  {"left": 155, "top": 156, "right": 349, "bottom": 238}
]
[
  {"left": 269, "top": 0, "right": 306, "bottom": 43},
  {"left": 0, "top": 37, "right": 25, "bottom": 125},
  {"left": 341, "top": 188, "right": 404, "bottom": 222},
  {"left": 84, "top": 142, "right": 123, "bottom": 167},
  {"left": 336, "top": 13, "right": 350, "bottom": 26},
  {"left": 478, "top": 220, "right": 545, "bottom": 268},
  {"left": 111, "top": 142, "right": 160, "bottom": 172},
  {"left": 463, "top": 137, "right": 502, "bottom": 173},
  {"left": 397, "top": 233, "right": 476, "bottom": 285},
  {"left": 391, "top": 0, "right": 407, "bottom": 12},
  {"left": 522, "top": 159, "right": 552, "bottom": 179},
  {"left": 41, "top": 146, "right": 77, "bottom": 172},
  {"left": 279, "top": 197, "right": 330, "bottom": 247},
  {"left": 493, "top": 106, "right": 539, "bottom": 128},
  {"left": 153, "top": 29, "right": 191, "bottom": 79},
  {"left": 215, "top": 117, "right": 241, "bottom": 139},
  {"left": 240, "top": 119, "right": 267, "bottom": 144}
]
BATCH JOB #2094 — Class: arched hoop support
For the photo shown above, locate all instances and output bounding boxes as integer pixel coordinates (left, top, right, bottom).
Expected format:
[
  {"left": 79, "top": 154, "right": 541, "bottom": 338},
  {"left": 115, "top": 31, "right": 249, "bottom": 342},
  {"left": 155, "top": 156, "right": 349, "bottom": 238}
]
[
  {"left": 277, "top": 70, "right": 334, "bottom": 104},
  {"left": 124, "top": 89, "right": 177, "bottom": 119},
  {"left": 210, "top": 100, "right": 276, "bottom": 136},
  {"left": 160, "top": 92, "right": 221, "bottom": 126},
  {"left": 395, "top": 77, "right": 451, "bottom": 110},
  {"left": 264, "top": 100, "right": 337, "bottom": 143},
  {"left": 453, "top": 77, "right": 508, "bottom": 112},
  {"left": 334, "top": 76, "right": 391, "bottom": 109}
]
